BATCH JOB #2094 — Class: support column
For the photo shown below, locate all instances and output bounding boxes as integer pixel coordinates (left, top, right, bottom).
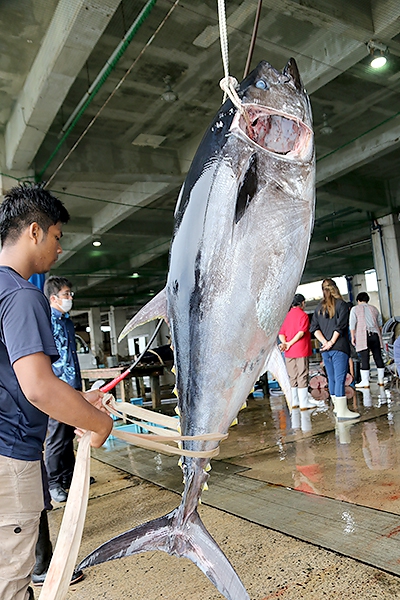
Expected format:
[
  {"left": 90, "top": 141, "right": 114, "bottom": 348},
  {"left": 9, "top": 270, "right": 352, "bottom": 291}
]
[
  {"left": 109, "top": 306, "right": 129, "bottom": 359},
  {"left": 88, "top": 307, "right": 103, "bottom": 362},
  {"left": 351, "top": 273, "right": 367, "bottom": 301},
  {"left": 371, "top": 215, "right": 400, "bottom": 321}
]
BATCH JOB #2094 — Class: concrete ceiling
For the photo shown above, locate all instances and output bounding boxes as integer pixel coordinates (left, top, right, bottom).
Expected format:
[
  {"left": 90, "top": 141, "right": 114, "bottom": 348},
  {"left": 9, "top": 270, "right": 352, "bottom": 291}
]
[{"left": 1, "top": 0, "right": 400, "bottom": 315}]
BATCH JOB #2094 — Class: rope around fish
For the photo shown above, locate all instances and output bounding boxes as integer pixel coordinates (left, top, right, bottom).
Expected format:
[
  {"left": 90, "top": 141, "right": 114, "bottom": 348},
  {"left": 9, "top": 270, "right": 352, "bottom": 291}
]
[{"left": 104, "top": 395, "right": 228, "bottom": 458}]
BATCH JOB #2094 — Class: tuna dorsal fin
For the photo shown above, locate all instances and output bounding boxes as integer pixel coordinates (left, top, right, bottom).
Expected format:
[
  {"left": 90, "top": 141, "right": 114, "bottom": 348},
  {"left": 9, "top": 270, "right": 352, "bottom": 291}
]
[
  {"left": 78, "top": 509, "right": 249, "bottom": 600},
  {"left": 283, "top": 57, "right": 303, "bottom": 92},
  {"left": 264, "top": 345, "right": 292, "bottom": 411},
  {"left": 235, "top": 153, "right": 258, "bottom": 224},
  {"left": 118, "top": 288, "right": 167, "bottom": 342}
]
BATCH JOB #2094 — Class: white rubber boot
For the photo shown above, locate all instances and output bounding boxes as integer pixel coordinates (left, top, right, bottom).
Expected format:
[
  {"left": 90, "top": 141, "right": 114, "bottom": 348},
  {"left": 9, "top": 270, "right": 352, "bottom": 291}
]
[
  {"left": 298, "top": 387, "right": 315, "bottom": 410},
  {"left": 331, "top": 394, "right": 337, "bottom": 414},
  {"left": 300, "top": 410, "right": 312, "bottom": 432},
  {"left": 335, "top": 421, "right": 354, "bottom": 444},
  {"left": 335, "top": 396, "right": 360, "bottom": 421},
  {"left": 355, "top": 369, "right": 370, "bottom": 388},
  {"left": 291, "top": 408, "right": 300, "bottom": 430},
  {"left": 359, "top": 388, "right": 372, "bottom": 407},
  {"left": 377, "top": 368, "right": 385, "bottom": 386},
  {"left": 291, "top": 387, "right": 299, "bottom": 409},
  {"left": 377, "top": 389, "right": 388, "bottom": 405}
]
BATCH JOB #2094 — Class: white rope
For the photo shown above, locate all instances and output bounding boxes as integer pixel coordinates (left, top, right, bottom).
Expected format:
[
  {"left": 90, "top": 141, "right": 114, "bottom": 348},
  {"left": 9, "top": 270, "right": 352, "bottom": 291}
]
[
  {"left": 219, "top": 76, "right": 243, "bottom": 112},
  {"left": 218, "top": 0, "right": 229, "bottom": 84},
  {"left": 39, "top": 432, "right": 91, "bottom": 600},
  {"left": 217, "top": 0, "right": 245, "bottom": 116},
  {"left": 104, "top": 396, "right": 228, "bottom": 458}
]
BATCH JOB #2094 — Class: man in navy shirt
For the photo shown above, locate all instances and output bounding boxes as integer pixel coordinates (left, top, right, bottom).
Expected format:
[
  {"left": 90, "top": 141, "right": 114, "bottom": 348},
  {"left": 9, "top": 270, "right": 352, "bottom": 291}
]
[
  {"left": 0, "top": 183, "right": 112, "bottom": 600},
  {"left": 44, "top": 276, "right": 82, "bottom": 504}
]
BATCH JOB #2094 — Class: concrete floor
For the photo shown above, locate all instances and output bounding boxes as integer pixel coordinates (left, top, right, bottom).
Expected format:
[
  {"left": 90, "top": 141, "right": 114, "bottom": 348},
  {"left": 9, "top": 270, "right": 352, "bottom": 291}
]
[{"left": 35, "top": 377, "right": 400, "bottom": 599}]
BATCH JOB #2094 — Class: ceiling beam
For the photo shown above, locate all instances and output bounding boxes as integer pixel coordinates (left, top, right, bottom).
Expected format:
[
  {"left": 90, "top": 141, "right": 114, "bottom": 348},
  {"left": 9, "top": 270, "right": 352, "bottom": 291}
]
[
  {"left": 371, "top": 0, "right": 400, "bottom": 38},
  {"left": 257, "top": 0, "right": 400, "bottom": 94},
  {"left": 56, "top": 181, "right": 175, "bottom": 267},
  {"left": 316, "top": 115, "right": 400, "bottom": 186},
  {"left": 5, "top": 0, "right": 121, "bottom": 171},
  {"left": 260, "top": 0, "right": 373, "bottom": 39},
  {"left": 129, "top": 239, "right": 171, "bottom": 270},
  {"left": 317, "top": 190, "right": 383, "bottom": 212}
]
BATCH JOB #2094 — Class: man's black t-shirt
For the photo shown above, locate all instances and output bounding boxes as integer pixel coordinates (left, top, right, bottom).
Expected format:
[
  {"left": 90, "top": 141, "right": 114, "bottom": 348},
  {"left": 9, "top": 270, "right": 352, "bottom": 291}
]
[{"left": 0, "top": 267, "right": 58, "bottom": 461}]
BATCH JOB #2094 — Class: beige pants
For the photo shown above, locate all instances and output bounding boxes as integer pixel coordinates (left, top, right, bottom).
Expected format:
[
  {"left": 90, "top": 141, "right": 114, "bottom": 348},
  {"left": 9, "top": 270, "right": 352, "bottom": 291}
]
[
  {"left": 285, "top": 356, "right": 309, "bottom": 388},
  {"left": 0, "top": 456, "right": 43, "bottom": 600}
]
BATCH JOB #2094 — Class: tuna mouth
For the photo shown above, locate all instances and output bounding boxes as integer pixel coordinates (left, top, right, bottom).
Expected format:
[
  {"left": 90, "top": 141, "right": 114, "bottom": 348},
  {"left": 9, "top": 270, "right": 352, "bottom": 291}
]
[{"left": 236, "top": 105, "right": 312, "bottom": 156}]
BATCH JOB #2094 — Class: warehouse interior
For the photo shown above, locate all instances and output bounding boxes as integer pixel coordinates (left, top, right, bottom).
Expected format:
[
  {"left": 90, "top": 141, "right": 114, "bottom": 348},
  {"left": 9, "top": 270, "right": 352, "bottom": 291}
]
[{"left": 2, "top": 1, "right": 400, "bottom": 598}]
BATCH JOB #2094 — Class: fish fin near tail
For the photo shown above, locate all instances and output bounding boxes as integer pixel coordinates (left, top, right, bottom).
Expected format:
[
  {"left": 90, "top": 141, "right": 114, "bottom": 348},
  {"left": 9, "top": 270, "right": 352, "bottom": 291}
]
[
  {"left": 265, "top": 345, "right": 292, "bottom": 411},
  {"left": 78, "top": 508, "right": 249, "bottom": 600},
  {"left": 118, "top": 288, "right": 167, "bottom": 341}
]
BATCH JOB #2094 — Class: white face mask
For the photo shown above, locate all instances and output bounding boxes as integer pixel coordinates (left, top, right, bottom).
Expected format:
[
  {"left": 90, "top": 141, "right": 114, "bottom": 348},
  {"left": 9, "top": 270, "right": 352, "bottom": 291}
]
[{"left": 60, "top": 298, "right": 73, "bottom": 313}]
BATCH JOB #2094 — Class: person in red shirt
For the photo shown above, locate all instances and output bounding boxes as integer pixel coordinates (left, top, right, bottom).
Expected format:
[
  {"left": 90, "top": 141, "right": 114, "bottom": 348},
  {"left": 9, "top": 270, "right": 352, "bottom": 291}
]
[{"left": 279, "top": 293, "right": 314, "bottom": 410}]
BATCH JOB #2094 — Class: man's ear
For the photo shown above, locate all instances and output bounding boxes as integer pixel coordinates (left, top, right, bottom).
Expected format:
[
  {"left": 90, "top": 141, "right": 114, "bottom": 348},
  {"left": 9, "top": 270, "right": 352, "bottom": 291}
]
[{"left": 29, "top": 222, "right": 42, "bottom": 243}]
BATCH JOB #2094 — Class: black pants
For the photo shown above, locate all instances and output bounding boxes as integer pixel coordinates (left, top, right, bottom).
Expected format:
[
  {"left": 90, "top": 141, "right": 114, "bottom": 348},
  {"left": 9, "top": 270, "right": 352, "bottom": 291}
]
[
  {"left": 45, "top": 417, "right": 75, "bottom": 489},
  {"left": 358, "top": 332, "right": 384, "bottom": 370}
]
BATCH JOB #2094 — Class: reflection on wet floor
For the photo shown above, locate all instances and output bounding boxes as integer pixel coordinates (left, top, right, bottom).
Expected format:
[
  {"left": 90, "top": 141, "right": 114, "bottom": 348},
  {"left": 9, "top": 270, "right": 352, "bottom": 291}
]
[
  {"left": 91, "top": 378, "right": 400, "bottom": 578},
  {"left": 97, "top": 376, "right": 400, "bottom": 518},
  {"left": 221, "top": 381, "right": 400, "bottom": 514}
]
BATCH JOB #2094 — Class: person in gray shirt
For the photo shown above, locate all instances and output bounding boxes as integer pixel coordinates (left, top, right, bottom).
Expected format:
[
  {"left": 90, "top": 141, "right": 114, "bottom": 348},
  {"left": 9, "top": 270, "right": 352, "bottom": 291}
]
[{"left": 350, "top": 291, "right": 384, "bottom": 388}]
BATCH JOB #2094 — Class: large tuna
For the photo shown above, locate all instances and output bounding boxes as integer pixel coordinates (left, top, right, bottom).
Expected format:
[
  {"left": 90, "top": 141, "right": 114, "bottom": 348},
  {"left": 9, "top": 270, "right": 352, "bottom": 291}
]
[{"left": 79, "top": 59, "right": 315, "bottom": 599}]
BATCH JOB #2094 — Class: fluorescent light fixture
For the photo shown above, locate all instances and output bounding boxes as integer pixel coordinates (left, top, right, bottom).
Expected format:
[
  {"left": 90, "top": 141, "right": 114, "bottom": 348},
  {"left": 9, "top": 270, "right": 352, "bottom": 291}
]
[
  {"left": 131, "top": 272, "right": 140, "bottom": 278},
  {"left": 371, "top": 55, "right": 387, "bottom": 69},
  {"left": 92, "top": 239, "right": 102, "bottom": 247},
  {"left": 367, "top": 40, "right": 388, "bottom": 70}
]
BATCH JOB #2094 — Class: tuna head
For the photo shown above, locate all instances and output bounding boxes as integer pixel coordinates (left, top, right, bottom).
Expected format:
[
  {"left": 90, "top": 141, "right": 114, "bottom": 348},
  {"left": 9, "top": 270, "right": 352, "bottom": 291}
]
[{"left": 168, "top": 59, "right": 315, "bottom": 445}]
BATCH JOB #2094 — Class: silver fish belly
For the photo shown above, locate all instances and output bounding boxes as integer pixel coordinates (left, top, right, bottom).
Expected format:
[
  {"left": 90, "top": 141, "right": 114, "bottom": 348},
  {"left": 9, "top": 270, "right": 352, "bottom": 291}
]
[{"left": 79, "top": 59, "right": 315, "bottom": 600}]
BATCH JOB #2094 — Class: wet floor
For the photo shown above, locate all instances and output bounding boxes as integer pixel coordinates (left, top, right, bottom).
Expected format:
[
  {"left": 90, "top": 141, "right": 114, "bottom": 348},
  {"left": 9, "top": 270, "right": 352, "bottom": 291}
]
[
  {"left": 39, "top": 372, "right": 400, "bottom": 599},
  {"left": 220, "top": 382, "right": 400, "bottom": 515},
  {"left": 95, "top": 373, "right": 400, "bottom": 518}
]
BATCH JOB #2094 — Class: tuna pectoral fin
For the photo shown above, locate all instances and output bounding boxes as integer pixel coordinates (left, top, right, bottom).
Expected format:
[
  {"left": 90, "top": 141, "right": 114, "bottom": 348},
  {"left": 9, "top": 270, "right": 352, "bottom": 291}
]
[
  {"left": 78, "top": 508, "right": 250, "bottom": 600},
  {"left": 118, "top": 288, "right": 167, "bottom": 341},
  {"left": 265, "top": 345, "right": 292, "bottom": 411}
]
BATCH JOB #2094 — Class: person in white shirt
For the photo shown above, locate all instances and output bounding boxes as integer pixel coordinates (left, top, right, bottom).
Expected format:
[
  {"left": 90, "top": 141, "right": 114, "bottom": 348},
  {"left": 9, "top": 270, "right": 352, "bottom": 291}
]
[{"left": 349, "top": 292, "right": 384, "bottom": 388}]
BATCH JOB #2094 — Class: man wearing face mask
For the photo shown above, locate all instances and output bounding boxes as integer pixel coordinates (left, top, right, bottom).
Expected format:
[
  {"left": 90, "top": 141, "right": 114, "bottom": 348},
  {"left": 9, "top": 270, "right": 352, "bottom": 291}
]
[{"left": 43, "top": 276, "right": 82, "bottom": 504}]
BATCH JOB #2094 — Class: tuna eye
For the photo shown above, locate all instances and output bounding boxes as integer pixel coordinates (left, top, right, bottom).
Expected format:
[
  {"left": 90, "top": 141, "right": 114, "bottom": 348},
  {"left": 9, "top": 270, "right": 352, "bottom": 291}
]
[{"left": 255, "top": 79, "right": 268, "bottom": 90}]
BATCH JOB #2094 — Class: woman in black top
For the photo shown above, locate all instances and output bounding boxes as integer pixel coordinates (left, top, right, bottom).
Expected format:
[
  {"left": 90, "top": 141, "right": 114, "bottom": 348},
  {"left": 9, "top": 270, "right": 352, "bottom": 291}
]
[{"left": 310, "top": 279, "right": 359, "bottom": 421}]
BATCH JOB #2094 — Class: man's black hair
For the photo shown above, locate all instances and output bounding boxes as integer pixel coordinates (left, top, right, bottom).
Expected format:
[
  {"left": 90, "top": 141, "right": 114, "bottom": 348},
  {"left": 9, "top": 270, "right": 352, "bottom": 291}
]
[
  {"left": 356, "top": 291, "right": 370, "bottom": 303},
  {"left": 0, "top": 182, "right": 70, "bottom": 245},
  {"left": 44, "top": 276, "right": 73, "bottom": 300},
  {"left": 292, "top": 293, "right": 305, "bottom": 307}
]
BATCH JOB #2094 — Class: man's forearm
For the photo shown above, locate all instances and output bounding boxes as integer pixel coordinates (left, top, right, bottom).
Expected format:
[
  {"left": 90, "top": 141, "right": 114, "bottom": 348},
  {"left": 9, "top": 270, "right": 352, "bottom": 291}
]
[{"left": 13, "top": 352, "right": 112, "bottom": 445}]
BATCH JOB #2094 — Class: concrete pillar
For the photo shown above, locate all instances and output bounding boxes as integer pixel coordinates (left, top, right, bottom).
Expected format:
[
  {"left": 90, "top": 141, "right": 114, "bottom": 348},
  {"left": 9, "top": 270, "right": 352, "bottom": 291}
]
[
  {"left": 88, "top": 307, "right": 103, "bottom": 361},
  {"left": 371, "top": 214, "right": 400, "bottom": 321},
  {"left": 109, "top": 306, "right": 129, "bottom": 359},
  {"left": 351, "top": 273, "right": 367, "bottom": 302}
]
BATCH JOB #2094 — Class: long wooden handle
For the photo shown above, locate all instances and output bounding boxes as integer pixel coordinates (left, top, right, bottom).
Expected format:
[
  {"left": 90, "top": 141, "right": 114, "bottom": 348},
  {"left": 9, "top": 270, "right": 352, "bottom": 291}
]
[{"left": 39, "top": 431, "right": 91, "bottom": 600}]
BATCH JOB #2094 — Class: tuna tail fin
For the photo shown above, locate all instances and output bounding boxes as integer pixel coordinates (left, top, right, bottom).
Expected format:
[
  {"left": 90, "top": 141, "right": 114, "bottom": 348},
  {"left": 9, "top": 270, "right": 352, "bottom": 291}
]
[
  {"left": 265, "top": 344, "right": 292, "bottom": 411},
  {"left": 118, "top": 287, "right": 167, "bottom": 341},
  {"left": 78, "top": 508, "right": 250, "bottom": 600}
]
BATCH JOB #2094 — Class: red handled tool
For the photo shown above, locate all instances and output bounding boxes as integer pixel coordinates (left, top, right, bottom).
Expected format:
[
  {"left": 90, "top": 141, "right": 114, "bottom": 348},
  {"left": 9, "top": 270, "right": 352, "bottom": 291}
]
[{"left": 99, "top": 320, "right": 163, "bottom": 393}]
